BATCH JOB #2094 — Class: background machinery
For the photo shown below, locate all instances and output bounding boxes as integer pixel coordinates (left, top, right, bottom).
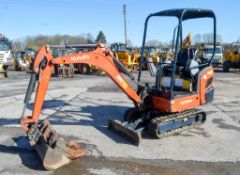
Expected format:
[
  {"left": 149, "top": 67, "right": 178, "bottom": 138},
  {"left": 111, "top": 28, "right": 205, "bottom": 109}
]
[
  {"left": 13, "top": 51, "right": 26, "bottom": 71},
  {"left": 141, "top": 46, "right": 160, "bottom": 69},
  {"left": 25, "top": 48, "right": 36, "bottom": 71},
  {"left": 204, "top": 45, "right": 223, "bottom": 66},
  {"left": 144, "top": 46, "right": 160, "bottom": 62},
  {"left": 19, "top": 9, "right": 216, "bottom": 170},
  {"left": 52, "top": 46, "right": 75, "bottom": 77},
  {"left": 223, "top": 42, "right": 240, "bottom": 72},
  {"left": 0, "top": 34, "right": 13, "bottom": 77},
  {"left": 13, "top": 49, "right": 36, "bottom": 71},
  {"left": 111, "top": 42, "right": 140, "bottom": 72},
  {"left": 195, "top": 44, "right": 224, "bottom": 67},
  {"left": 51, "top": 44, "right": 105, "bottom": 76}
]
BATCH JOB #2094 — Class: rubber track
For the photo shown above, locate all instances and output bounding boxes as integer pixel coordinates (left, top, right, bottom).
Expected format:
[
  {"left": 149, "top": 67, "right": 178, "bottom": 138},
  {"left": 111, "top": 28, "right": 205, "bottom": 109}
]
[{"left": 148, "top": 108, "right": 206, "bottom": 138}]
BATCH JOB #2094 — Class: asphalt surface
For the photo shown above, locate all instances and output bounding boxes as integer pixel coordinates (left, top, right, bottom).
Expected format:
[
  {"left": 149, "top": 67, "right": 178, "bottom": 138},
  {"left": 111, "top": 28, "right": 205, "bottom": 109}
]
[{"left": 0, "top": 69, "right": 240, "bottom": 175}]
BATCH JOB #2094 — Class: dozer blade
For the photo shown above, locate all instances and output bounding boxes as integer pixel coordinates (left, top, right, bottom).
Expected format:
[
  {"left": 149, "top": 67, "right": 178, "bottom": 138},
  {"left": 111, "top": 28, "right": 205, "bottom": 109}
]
[
  {"left": 108, "top": 119, "right": 142, "bottom": 146},
  {"left": 28, "top": 119, "right": 87, "bottom": 170}
]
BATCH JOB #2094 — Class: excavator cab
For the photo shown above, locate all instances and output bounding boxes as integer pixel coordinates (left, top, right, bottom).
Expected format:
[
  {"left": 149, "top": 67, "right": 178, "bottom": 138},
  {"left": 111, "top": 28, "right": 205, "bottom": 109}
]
[{"left": 138, "top": 9, "right": 216, "bottom": 104}]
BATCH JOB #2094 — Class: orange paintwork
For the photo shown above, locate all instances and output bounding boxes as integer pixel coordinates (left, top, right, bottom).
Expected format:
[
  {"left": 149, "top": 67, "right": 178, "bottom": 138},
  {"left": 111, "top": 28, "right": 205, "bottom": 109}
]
[
  {"left": 20, "top": 44, "right": 214, "bottom": 131},
  {"left": 21, "top": 45, "right": 141, "bottom": 130},
  {"left": 152, "top": 66, "right": 214, "bottom": 113},
  {"left": 51, "top": 46, "right": 141, "bottom": 103},
  {"left": 152, "top": 94, "right": 200, "bottom": 113},
  {"left": 21, "top": 46, "right": 54, "bottom": 130},
  {"left": 200, "top": 67, "right": 214, "bottom": 104}
]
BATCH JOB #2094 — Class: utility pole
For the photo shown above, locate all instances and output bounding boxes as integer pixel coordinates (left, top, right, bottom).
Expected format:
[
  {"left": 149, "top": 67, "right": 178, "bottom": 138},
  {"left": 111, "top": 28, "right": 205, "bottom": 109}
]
[{"left": 123, "top": 1, "right": 128, "bottom": 46}]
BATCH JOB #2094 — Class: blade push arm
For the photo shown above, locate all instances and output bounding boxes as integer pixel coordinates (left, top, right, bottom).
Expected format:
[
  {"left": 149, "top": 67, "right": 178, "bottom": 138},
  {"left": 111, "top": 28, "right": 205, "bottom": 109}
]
[{"left": 21, "top": 44, "right": 141, "bottom": 130}]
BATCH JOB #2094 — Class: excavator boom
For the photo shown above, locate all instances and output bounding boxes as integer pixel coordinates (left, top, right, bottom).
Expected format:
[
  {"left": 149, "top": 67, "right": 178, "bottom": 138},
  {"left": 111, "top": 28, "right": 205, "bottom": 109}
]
[{"left": 20, "top": 44, "right": 141, "bottom": 170}]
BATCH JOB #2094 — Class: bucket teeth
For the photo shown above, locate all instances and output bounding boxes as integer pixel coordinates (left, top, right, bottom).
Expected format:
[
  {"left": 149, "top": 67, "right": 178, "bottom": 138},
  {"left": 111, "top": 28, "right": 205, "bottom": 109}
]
[
  {"left": 56, "top": 138, "right": 87, "bottom": 159},
  {"left": 108, "top": 119, "right": 141, "bottom": 146},
  {"left": 28, "top": 119, "right": 87, "bottom": 170}
]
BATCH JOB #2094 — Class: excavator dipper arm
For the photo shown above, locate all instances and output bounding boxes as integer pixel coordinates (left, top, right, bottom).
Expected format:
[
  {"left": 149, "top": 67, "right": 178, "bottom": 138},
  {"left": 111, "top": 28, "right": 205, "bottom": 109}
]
[{"left": 19, "top": 44, "right": 141, "bottom": 170}]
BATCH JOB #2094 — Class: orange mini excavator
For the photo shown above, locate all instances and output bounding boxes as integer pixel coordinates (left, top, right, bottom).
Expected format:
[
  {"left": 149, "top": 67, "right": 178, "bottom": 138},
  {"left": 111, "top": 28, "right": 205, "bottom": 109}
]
[{"left": 19, "top": 9, "right": 216, "bottom": 170}]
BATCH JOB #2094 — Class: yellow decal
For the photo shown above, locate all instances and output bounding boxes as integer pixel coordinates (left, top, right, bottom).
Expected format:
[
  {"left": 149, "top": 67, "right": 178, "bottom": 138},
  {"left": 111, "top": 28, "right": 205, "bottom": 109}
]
[
  {"left": 207, "top": 69, "right": 213, "bottom": 75},
  {"left": 116, "top": 75, "right": 128, "bottom": 89}
]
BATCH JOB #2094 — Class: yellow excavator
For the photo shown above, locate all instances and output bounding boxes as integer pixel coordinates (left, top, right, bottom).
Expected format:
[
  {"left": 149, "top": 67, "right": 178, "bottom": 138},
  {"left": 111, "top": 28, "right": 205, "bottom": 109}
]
[
  {"left": 223, "top": 42, "right": 240, "bottom": 72},
  {"left": 111, "top": 42, "right": 140, "bottom": 72}
]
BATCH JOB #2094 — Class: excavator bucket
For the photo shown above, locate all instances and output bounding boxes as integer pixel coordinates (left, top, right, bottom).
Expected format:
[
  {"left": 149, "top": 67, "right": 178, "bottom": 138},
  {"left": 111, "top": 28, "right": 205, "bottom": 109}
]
[
  {"left": 108, "top": 119, "right": 143, "bottom": 146},
  {"left": 27, "top": 119, "right": 87, "bottom": 170}
]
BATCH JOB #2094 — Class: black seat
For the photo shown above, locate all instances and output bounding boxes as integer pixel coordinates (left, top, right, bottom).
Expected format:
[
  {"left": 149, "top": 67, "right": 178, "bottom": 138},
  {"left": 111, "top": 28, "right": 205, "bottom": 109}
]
[
  {"left": 176, "top": 48, "right": 196, "bottom": 77},
  {"left": 177, "top": 48, "right": 194, "bottom": 68}
]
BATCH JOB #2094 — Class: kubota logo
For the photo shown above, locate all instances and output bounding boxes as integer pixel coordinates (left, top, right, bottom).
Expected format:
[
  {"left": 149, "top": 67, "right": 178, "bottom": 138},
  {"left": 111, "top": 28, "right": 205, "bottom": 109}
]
[
  {"left": 180, "top": 99, "right": 192, "bottom": 105},
  {"left": 70, "top": 55, "right": 90, "bottom": 61}
]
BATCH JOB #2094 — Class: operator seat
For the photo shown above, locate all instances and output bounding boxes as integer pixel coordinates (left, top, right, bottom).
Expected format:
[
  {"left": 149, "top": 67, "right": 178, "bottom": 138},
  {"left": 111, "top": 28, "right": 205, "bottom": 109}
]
[
  {"left": 177, "top": 48, "right": 199, "bottom": 77},
  {"left": 177, "top": 49, "right": 194, "bottom": 69}
]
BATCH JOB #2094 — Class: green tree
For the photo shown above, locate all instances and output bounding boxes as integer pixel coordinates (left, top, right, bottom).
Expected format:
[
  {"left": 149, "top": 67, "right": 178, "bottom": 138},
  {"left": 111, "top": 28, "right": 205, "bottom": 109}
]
[{"left": 95, "top": 31, "right": 106, "bottom": 44}]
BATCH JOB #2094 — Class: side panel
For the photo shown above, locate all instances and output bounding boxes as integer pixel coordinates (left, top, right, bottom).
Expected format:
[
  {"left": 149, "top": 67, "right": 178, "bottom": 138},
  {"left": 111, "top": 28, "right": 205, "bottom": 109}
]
[
  {"left": 152, "top": 94, "right": 200, "bottom": 112},
  {"left": 205, "top": 87, "right": 214, "bottom": 103},
  {"left": 198, "top": 67, "right": 214, "bottom": 104},
  {"left": 171, "top": 94, "right": 200, "bottom": 112},
  {"left": 152, "top": 96, "right": 170, "bottom": 112}
]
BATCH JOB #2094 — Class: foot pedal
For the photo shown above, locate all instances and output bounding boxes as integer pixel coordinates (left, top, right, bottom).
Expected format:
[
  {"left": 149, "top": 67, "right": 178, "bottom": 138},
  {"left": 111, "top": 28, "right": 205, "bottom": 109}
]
[
  {"left": 108, "top": 119, "right": 142, "bottom": 146},
  {"left": 27, "top": 119, "right": 87, "bottom": 170}
]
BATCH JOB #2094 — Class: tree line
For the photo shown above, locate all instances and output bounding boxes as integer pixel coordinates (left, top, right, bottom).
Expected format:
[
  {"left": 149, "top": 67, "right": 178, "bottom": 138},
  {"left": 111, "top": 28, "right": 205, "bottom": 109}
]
[
  {"left": 192, "top": 33, "right": 223, "bottom": 45},
  {"left": 11, "top": 31, "right": 224, "bottom": 51},
  {"left": 12, "top": 31, "right": 107, "bottom": 51},
  {"left": 145, "top": 33, "right": 223, "bottom": 48}
]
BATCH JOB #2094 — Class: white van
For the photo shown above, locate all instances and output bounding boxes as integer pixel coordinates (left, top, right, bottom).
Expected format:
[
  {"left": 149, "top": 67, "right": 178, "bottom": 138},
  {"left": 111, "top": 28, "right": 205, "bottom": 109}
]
[{"left": 204, "top": 45, "right": 223, "bottom": 66}]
